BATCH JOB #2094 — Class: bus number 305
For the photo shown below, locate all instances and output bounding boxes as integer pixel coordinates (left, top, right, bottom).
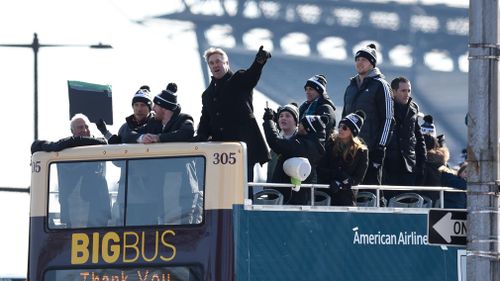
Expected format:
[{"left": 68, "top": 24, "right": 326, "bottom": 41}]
[{"left": 212, "top": 152, "right": 236, "bottom": 165}]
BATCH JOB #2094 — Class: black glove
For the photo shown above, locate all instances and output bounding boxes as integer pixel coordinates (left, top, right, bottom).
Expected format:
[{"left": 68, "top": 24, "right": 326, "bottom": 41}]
[
  {"left": 96, "top": 118, "right": 108, "bottom": 136},
  {"left": 255, "top": 45, "right": 271, "bottom": 64},
  {"left": 329, "top": 180, "right": 342, "bottom": 193},
  {"left": 370, "top": 145, "right": 386, "bottom": 169},
  {"left": 263, "top": 108, "right": 276, "bottom": 121},
  {"left": 31, "top": 140, "right": 48, "bottom": 154}
]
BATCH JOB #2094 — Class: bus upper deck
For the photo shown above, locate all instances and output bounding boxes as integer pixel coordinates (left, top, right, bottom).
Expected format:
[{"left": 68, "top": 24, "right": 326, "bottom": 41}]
[{"left": 29, "top": 142, "right": 466, "bottom": 281}]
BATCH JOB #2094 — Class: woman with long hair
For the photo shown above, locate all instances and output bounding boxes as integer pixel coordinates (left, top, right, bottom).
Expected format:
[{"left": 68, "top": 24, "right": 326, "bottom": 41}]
[{"left": 318, "top": 111, "right": 368, "bottom": 206}]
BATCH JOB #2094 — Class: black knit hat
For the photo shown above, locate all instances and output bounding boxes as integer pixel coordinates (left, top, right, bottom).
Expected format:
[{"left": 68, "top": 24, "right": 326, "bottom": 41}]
[
  {"left": 340, "top": 110, "right": 365, "bottom": 137},
  {"left": 132, "top": 86, "right": 153, "bottom": 109},
  {"left": 304, "top": 74, "right": 327, "bottom": 95},
  {"left": 278, "top": 103, "right": 299, "bottom": 124},
  {"left": 421, "top": 114, "right": 436, "bottom": 137},
  {"left": 355, "top": 43, "right": 377, "bottom": 67},
  {"left": 154, "top": 83, "right": 178, "bottom": 111},
  {"left": 301, "top": 115, "right": 328, "bottom": 135}
]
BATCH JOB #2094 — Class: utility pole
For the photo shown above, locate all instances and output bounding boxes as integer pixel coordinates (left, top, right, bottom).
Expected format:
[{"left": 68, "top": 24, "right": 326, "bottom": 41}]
[
  {"left": 0, "top": 33, "right": 112, "bottom": 141},
  {"left": 467, "top": 0, "right": 500, "bottom": 280}
]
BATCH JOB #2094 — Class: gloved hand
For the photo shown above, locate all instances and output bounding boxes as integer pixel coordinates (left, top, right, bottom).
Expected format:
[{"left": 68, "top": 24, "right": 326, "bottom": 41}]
[
  {"left": 263, "top": 107, "right": 276, "bottom": 121},
  {"left": 31, "top": 140, "right": 48, "bottom": 154},
  {"left": 370, "top": 145, "right": 386, "bottom": 169},
  {"left": 329, "top": 180, "right": 342, "bottom": 193},
  {"left": 96, "top": 118, "right": 109, "bottom": 136},
  {"left": 255, "top": 45, "right": 271, "bottom": 64}
]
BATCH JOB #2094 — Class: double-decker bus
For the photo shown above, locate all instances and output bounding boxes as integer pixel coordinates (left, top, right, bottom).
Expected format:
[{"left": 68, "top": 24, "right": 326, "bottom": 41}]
[{"left": 29, "top": 142, "right": 465, "bottom": 281}]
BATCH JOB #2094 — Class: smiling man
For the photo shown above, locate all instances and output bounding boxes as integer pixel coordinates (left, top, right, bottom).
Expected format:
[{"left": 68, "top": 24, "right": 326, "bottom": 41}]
[
  {"left": 195, "top": 46, "right": 272, "bottom": 184},
  {"left": 342, "top": 43, "right": 393, "bottom": 191}
]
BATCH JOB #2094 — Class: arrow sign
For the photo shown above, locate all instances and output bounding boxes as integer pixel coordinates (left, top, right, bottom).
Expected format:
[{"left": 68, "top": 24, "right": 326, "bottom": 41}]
[{"left": 428, "top": 209, "right": 467, "bottom": 246}]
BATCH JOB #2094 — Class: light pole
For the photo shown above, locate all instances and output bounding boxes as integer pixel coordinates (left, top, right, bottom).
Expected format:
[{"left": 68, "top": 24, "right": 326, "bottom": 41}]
[{"left": 0, "top": 33, "right": 112, "bottom": 140}]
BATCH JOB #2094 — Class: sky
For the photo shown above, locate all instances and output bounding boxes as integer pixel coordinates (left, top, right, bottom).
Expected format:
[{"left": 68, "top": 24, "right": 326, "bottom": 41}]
[{"left": 0, "top": 0, "right": 468, "bottom": 278}]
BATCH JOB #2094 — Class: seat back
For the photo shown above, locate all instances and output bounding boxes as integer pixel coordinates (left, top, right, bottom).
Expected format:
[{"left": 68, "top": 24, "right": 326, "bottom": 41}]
[
  {"left": 356, "top": 192, "right": 377, "bottom": 207},
  {"left": 388, "top": 193, "right": 424, "bottom": 208},
  {"left": 253, "top": 189, "right": 284, "bottom": 205},
  {"left": 420, "top": 194, "right": 433, "bottom": 208},
  {"left": 310, "top": 190, "right": 331, "bottom": 206}
]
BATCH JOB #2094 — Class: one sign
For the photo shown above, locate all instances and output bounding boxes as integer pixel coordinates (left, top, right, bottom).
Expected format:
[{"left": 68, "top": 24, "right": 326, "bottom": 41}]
[
  {"left": 427, "top": 209, "right": 467, "bottom": 246},
  {"left": 68, "top": 80, "right": 113, "bottom": 124}
]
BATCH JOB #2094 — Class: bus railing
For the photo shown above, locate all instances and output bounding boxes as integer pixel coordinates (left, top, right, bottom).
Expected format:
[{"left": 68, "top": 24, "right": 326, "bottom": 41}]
[{"left": 247, "top": 182, "right": 466, "bottom": 208}]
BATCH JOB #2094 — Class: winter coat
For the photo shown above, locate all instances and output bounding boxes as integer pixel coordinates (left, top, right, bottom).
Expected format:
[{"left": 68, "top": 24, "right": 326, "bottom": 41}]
[
  {"left": 145, "top": 108, "right": 194, "bottom": 142},
  {"left": 384, "top": 98, "right": 426, "bottom": 176},
  {"left": 263, "top": 119, "right": 325, "bottom": 205},
  {"left": 114, "top": 113, "right": 156, "bottom": 144},
  {"left": 123, "top": 108, "right": 194, "bottom": 143},
  {"left": 342, "top": 68, "right": 393, "bottom": 150},
  {"left": 441, "top": 171, "right": 467, "bottom": 209},
  {"left": 422, "top": 147, "right": 449, "bottom": 202},
  {"left": 317, "top": 137, "right": 369, "bottom": 206},
  {"left": 299, "top": 96, "right": 337, "bottom": 139},
  {"left": 196, "top": 60, "right": 270, "bottom": 166}
]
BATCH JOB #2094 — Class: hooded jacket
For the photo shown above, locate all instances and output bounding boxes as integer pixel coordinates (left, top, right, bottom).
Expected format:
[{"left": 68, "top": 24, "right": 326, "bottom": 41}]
[{"left": 342, "top": 68, "right": 393, "bottom": 150}]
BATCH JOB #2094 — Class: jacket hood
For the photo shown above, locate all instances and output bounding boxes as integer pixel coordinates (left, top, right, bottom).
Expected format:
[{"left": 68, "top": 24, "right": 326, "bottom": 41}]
[
  {"left": 366, "top": 67, "right": 384, "bottom": 79},
  {"left": 321, "top": 95, "right": 337, "bottom": 110}
]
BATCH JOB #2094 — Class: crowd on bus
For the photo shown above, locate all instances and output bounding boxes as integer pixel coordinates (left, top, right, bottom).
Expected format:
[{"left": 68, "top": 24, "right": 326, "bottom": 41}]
[{"left": 31, "top": 43, "right": 467, "bottom": 211}]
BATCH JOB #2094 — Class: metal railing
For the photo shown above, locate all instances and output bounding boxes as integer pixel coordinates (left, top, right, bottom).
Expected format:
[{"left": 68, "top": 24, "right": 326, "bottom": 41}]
[{"left": 248, "top": 182, "right": 466, "bottom": 207}]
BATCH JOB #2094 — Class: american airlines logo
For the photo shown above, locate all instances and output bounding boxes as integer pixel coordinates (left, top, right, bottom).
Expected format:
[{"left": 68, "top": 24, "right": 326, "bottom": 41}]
[{"left": 352, "top": 226, "right": 428, "bottom": 246}]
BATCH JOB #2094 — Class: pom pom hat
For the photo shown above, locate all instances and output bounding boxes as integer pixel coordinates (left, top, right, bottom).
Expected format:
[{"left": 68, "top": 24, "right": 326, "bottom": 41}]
[
  {"left": 154, "top": 83, "right": 179, "bottom": 111},
  {"left": 304, "top": 74, "right": 328, "bottom": 95},
  {"left": 355, "top": 43, "right": 377, "bottom": 67},
  {"left": 340, "top": 111, "right": 365, "bottom": 137}
]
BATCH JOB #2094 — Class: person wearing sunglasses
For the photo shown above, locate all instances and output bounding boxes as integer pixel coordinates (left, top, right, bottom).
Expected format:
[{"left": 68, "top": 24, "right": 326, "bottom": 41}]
[{"left": 318, "top": 111, "right": 368, "bottom": 206}]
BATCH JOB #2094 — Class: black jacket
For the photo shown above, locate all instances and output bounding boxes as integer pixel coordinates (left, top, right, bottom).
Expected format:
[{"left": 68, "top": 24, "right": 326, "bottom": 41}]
[
  {"left": 299, "top": 96, "right": 337, "bottom": 138},
  {"left": 384, "top": 98, "right": 426, "bottom": 174},
  {"left": 113, "top": 113, "right": 156, "bottom": 144},
  {"left": 318, "top": 137, "right": 369, "bottom": 206},
  {"left": 342, "top": 68, "right": 393, "bottom": 150},
  {"left": 145, "top": 108, "right": 194, "bottom": 142},
  {"left": 196, "top": 60, "right": 270, "bottom": 166},
  {"left": 263, "top": 119, "right": 325, "bottom": 204},
  {"left": 125, "top": 108, "right": 194, "bottom": 142}
]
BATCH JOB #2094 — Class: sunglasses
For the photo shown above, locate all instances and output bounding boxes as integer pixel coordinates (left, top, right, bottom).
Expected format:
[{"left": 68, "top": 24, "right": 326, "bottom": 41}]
[{"left": 339, "top": 124, "right": 349, "bottom": 131}]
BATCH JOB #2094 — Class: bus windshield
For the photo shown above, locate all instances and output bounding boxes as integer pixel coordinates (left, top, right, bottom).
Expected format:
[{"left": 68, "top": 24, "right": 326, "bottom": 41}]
[{"left": 48, "top": 156, "right": 205, "bottom": 229}]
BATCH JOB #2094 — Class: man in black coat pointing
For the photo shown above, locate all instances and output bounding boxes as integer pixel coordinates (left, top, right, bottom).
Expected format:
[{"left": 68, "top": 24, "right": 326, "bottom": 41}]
[{"left": 195, "top": 46, "right": 272, "bottom": 184}]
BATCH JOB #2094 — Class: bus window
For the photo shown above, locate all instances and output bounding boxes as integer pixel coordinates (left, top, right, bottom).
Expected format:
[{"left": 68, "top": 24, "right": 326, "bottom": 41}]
[
  {"left": 44, "top": 265, "right": 203, "bottom": 281},
  {"left": 48, "top": 160, "right": 119, "bottom": 229},
  {"left": 48, "top": 156, "right": 205, "bottom": 229},
  {"left": 126, "top": 156, "right": 205, "bottom": 226}
]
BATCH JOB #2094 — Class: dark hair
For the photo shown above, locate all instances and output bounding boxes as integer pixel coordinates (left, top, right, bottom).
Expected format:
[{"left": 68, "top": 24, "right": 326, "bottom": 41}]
[{"left": 391, "top": 76, "right": 410, "bottom": 90}]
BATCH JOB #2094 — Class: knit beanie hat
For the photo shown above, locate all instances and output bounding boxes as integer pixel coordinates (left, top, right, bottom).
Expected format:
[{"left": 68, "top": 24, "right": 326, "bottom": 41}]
[
  {"left": 132, "top": 86, "right": 153, "bottom": 109},
  {"left": 278, "top": 103, "right": 299, "bottom": 124},
  {"left": 340, "top": 110, "right": 365, "bottom": 137},
  {"left": 355, "top": 43, "right": 377, "bottom": 67},
  {"left": 304, "top": 74, "right": 327, "bottom": 95},
  {"left": 153, "top": 83, "right": 179, "bottom": 111},
  {"left": 301, "top": 115, "right": 328, "bottom": 135},
  {"left": 421, "top": 114, "right": 436, "bottom": 137}
]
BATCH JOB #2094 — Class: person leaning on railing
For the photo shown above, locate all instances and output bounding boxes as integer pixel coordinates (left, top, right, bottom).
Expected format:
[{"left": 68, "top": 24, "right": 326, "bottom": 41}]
[{"left": 317, "top": 111, "right": 368, "bottom": 206}]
